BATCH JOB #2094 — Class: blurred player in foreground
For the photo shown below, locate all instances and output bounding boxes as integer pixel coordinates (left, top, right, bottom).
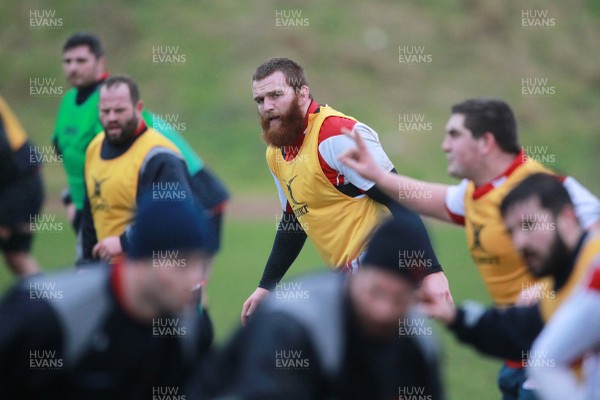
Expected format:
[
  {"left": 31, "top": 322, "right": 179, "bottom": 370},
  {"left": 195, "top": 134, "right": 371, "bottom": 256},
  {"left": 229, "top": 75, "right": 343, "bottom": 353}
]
[
  {"left": 528, "top": 264, "right": 600, "bottom": 400},
  {"left": 0, "top": 95, "right": 44, "bottom": 276},
  {"left": 242, "top": 57, "right": 451, "bottom": 324},
  {"left": 0, "top": 193, "right": 215, "bottom": 399},
  {"left": 200, "top": 214, "right": 444, "bottom": 399},
  {"left": 339, "top": 98, "right": 600, "bottom": 399},
  {"left": 420, "top": 173, "right": 600, "bottom": 399}
]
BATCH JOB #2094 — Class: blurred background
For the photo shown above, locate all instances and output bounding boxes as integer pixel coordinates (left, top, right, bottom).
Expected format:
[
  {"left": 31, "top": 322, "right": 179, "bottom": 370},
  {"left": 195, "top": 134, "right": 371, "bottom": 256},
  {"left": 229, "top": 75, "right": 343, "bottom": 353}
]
[{"left": 1, "top": 1, "right": 599, "bottom": 398}]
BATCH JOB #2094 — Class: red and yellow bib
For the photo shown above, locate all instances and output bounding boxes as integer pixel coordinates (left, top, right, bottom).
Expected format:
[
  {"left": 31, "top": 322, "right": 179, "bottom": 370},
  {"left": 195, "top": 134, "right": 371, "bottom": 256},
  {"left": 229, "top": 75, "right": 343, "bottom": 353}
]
[
  {"left": 540, "top": 234, "right": 600, "bottom": 322},
  {"left": 85, "top": 128, "right": 180, "bottom": 240},
  {"left": 0, "top": 95, "right": 27, "bottom": 151},
  {"left": 464, "top": 159, "right": 553, "bottom": 305},
  {"left": 267, "top": 106, "right": 389, "bottom": 268}
]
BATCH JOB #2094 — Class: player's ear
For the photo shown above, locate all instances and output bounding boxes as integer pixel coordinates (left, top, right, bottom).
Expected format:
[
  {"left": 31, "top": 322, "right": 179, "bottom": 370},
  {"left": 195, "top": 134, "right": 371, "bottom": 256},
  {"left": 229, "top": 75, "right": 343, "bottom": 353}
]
[
  {"left": 96, "top": 56, "right": 106, "bottom": 74},
  {"left": 556, "top": 204, "right": 577, "bottom": 233},
  {"left": 135, "top": 100, "right": 144, "bottom": 113},
  {"left": 298, "top": 85, "right": 310, "bottom": 105},
  {"left": 479, "top": 131, "right": 497, "bottom": 155}
]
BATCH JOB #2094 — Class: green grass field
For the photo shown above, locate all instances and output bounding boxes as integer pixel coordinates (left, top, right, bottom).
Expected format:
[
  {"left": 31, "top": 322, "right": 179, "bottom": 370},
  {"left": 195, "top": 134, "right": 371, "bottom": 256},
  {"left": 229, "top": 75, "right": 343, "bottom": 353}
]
[{"left": 1, "top": 1, "right": 599, "bottom": 398}]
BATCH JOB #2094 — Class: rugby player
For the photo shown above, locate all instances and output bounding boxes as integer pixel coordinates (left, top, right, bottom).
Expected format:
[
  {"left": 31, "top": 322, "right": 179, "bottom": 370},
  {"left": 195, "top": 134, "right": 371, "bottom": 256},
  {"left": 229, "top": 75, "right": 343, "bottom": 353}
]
[
  {"left": 53, "top": 33, "right": 228, "bottom": 245},
  {"left": 0, "top": 193, "right": 214, "bottom": 399},
  {"left": 0, "top": 95, "right": 44, "bottom": 276},
  {"left": 419, "top": 173, "right": 600, "bottom": 400},
  {"left": 241, "top": 57, "right": 451, "bottom": 325},
  {"left": 528, "top": 264, "right": 600, "bottom": 400},
  {"left": 340, "top": 98, "right": 600, "bottom": 399},
  {"left": 201, "top": 215, "right": 444, "bottom": 399},
  {"left": 80, "top": 76, "right": 213, "bottom": 263}
]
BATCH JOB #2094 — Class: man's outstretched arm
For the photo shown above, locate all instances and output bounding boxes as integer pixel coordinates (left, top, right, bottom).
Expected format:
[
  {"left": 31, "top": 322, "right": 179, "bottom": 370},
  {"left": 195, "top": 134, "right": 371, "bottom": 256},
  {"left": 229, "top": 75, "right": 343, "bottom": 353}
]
[{"left": 339, "top": 128, "right": 453, "bottom": 222}]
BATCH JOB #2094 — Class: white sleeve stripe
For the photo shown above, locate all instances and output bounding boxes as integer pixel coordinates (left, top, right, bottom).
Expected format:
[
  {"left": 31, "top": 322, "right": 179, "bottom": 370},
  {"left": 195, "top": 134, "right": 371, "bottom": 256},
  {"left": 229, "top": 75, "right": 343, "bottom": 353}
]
[
  {"left": 445, "top": 179, "right": 468, "bottom": 218},
  {"left": 270, "top": 169, "right": 288, "bottom": 211},
  {"left": 318, "top": 122, "right": 394, "bottom": 191},
  {"left": 563, "top": 176, "right": 600, "bottom": 229},
  {"left": 528, "top": 278, "right": 600, "bottom": 400}
]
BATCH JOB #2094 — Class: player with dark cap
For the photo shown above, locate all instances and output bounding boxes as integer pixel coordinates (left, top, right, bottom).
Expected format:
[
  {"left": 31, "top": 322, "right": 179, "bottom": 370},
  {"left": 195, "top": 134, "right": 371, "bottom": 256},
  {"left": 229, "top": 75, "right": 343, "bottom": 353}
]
[
  {"left": 197, "top": 214, "right": 444, "bottom": 400},
  {"left": 0, "top": 193, "right": 215, "bottom": 399}
]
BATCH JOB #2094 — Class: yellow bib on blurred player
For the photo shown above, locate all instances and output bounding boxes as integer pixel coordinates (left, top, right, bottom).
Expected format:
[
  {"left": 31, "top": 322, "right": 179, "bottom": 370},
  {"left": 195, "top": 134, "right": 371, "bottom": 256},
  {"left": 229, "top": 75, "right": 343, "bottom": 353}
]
[
  {"left": 266, "top": 105, "right": 389, "bottom": 269},
  {"left": 539, "top": 234, "right": 600, "bottom": 379},
  {"left": 0, "top": 95, "right": 27, "bottom": 151},
  {"left": 540, "top": 234, "right": 600, "bottom": 322},
  {"left": 464, "top": 159, "right": 553, "bottom": 305},
  {"left": 85, "top": 128, "right": 180, "bottom": 241}
]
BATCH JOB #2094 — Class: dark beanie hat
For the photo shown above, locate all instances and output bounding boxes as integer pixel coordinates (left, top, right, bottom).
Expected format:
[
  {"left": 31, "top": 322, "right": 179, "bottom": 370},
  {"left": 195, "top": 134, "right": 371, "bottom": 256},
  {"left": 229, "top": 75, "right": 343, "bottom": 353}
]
[
  {"left": 362, "top": 214, "right": 439, "bottom": 285},
  {"left": 128, "top": 192, "right": 215, "bottom": 260}
]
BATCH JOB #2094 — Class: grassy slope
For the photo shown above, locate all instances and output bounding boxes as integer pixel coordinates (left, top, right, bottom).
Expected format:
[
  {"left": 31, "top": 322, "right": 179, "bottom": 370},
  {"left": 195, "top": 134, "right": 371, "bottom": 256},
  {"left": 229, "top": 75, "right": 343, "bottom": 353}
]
[
  {"left": 1, "top": 0, "right": 599, "bottom": 195},
  {"left": 0, "top": 1, "right": 599, "bottom": 399}
]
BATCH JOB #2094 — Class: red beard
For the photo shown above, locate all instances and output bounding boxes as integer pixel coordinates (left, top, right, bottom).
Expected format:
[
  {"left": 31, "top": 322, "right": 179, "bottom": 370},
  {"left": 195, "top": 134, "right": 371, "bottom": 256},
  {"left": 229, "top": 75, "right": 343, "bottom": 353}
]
[{"left": 260, "top": 96, "right": 306, "bottom": 147}]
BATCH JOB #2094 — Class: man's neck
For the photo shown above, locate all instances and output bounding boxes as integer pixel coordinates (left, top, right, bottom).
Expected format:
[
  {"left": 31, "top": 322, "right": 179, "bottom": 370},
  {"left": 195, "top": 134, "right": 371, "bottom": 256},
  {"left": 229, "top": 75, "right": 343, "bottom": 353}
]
[
  {"left": 75, "top": 72, "right": 108, "bottom": 105},
  {"left": 472, "top": 151, "right": 518, "bottom": 187},
  {"left": 301, "top": 99, "right": 316, "bottom": 129},
  {"left": 76, "top": 72, "right": 107, "bottom": 91}
]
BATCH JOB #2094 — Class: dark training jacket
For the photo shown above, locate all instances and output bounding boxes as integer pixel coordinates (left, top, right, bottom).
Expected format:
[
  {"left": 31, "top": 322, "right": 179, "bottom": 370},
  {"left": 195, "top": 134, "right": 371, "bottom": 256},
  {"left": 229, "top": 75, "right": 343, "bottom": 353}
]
[{"left": 0, "top": 265, "right": 213, "bottom": 399}]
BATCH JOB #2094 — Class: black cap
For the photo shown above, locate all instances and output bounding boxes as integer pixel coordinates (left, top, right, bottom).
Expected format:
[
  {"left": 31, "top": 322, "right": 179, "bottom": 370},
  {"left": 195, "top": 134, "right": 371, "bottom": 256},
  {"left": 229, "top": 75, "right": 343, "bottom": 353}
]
[
  {"left": 362, "top": 214, "right": 437, "bottom": 285},
  {"left": 128, "top": 192, "right": 215, "bottom": 260}
]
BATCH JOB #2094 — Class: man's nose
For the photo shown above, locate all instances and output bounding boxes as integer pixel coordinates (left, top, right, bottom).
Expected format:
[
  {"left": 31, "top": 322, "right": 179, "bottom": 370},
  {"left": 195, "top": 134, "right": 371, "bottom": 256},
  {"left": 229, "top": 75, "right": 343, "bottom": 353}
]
[
  {"left": 264, "top": 97, "right": 276, "bottom": 112},
  {"left": 441, "top": 135, "right": 451, "bottom": 152},
  {"left": 65, "top": 62, "right": 76, "bottom": 73}
]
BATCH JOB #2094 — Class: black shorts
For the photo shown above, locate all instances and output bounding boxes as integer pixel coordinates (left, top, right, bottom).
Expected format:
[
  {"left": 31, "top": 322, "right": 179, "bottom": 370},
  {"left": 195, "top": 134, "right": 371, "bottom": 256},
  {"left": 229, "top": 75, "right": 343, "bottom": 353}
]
[{"left": 0, "top": 171, "right": 44, "bottom": 252}]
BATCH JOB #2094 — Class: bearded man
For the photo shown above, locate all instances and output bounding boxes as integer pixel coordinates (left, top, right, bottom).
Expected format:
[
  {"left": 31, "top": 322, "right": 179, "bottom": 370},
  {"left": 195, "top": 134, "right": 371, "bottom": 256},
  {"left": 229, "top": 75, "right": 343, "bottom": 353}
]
[
  {"left": 80, "top": 75, "right": 201, "bottom": 264},
  {"left": 241, "top": 57, "right": 452, "bottom": 324},
  {"left": 420, "top": 173, "right": 600, "bottom": 400}
]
